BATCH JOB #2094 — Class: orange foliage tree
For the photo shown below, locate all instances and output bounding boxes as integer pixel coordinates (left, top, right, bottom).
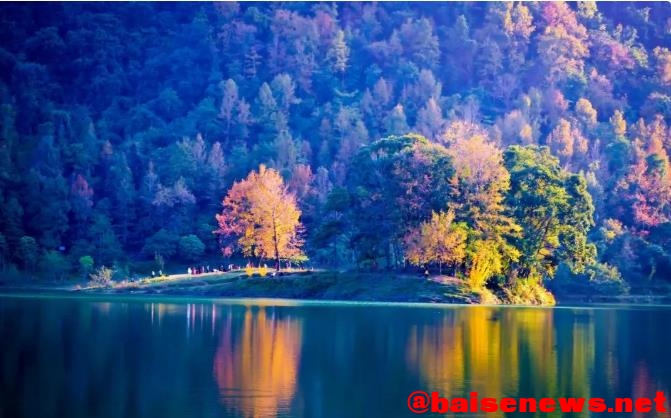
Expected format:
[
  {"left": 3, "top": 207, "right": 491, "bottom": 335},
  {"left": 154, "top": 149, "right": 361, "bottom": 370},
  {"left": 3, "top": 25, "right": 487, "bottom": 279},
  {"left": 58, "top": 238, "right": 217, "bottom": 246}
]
[
  {"left": 404, "top": 210, "right": 468, "bottom": 275},
  {"left": 215, "top": 165, "right": 304, "bottom": 270}
]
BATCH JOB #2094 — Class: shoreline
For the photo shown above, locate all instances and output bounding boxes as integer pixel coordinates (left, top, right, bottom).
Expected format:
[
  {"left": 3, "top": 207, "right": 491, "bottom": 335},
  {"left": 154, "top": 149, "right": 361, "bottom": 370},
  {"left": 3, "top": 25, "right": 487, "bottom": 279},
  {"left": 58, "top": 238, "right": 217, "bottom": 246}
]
[
  {"left": 0, "top": 270, "right": 487, "bottom": 305},
  {"left": 2, "top": 289, "right": 671, "bottom": 309},
  {"left": 1, "top": 270, "right": 670, "bottom": 306}
]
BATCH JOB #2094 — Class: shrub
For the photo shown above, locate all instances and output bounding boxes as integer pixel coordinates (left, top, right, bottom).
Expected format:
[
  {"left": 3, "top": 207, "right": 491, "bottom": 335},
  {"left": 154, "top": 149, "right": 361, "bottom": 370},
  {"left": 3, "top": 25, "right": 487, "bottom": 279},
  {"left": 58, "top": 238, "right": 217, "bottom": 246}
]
[
  {"left": 89, "top": 266, "right": 114, "bottom": 286},
  {"left": 549, "top": 262, "right": 629, "bottom": 296},
  {"left": 503, "top": 278, "right": 556, "bottom": 305}
]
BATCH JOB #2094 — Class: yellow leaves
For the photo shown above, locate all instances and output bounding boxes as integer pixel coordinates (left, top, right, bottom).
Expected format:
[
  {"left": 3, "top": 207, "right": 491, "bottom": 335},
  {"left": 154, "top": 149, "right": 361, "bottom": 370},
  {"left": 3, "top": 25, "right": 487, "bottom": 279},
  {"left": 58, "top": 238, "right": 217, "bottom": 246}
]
[
  {"left": 520, "top": 124, "right": 533, "bottom": 143},
  {"left": 405, "top": 210, "right": 467, "bottom": 270},
  {"left": 653, "top": 47, "right": 671, "bottom": 86},
  {"left": 538, "top": 4, "right": 589, "bottom": 85},
  {"left": 610, "top": 110, "right": 627, "bottom": 138},
  {"left": 467, "top": 240, "right": 503, "bottom": 289},
  {"left": 575, "top": 98, "right": 597, "bottom": 127},
  {"left": 213, "top": 308, "right": 302, "bottom": 417},
  {"left": 496, "top": 2, "right": 535, "bottom": 41},
  {"left": 441, "top": 120, "right": 488, "bottom": 146},
  {"left": 547, "top": 118, "right": 588, "bottom": 165},
  {"left": 445, "top": 128, "right": 509, "bottom": 193},
  {"left": 444, "top": 127, "right": 516, "bottom": 239},
  {"left": 547, "top": 119, "right": 574, "bottom": 160},
  {"left": 258, "top": 265, "right": 268, "bottom": 277},
  {"left": 510, "top": 3, "right": 535, "bottom": 40},
  {"left": 499, "top": 110, "right": 535, "bottom": 145},
  {"left": 216, "top": 164, "right": 304, "bottom": 264}
]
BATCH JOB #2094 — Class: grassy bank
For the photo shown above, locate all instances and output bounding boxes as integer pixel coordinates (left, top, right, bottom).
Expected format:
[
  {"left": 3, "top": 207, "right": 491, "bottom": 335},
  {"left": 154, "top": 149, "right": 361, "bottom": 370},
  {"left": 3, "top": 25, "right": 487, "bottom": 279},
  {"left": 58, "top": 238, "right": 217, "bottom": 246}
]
[
  {"left": 4, "top": 269, "right": 671, "bottom": 306},
  {"left": 81, "top": 270, "right": 487, "bottom": 304}
]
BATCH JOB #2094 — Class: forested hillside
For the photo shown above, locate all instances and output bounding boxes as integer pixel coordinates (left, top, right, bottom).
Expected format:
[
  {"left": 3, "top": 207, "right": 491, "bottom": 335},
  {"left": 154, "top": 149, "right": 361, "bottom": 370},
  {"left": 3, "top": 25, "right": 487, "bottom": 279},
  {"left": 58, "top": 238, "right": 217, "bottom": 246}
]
[{"left": 1, "top": 2, "right": 671, "bottom": 297}]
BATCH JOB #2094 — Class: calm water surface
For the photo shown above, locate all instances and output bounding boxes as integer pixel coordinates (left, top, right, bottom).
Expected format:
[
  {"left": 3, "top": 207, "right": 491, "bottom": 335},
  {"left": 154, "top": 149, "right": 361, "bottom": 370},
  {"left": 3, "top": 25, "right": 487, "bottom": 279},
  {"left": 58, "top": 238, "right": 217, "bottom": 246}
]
[{"left": 1, "top": 295, "right": 670, "bottom": 418}]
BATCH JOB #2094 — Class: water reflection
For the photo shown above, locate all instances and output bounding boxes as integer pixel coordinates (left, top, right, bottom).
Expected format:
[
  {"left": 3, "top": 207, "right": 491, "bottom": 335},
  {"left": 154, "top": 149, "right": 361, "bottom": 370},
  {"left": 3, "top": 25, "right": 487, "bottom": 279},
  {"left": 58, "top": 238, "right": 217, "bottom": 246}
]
[
  {"left": 405, "top": 307, "right": 670, "bottom": 417},
  {"left": 213, "top": 307, "right": 302, "bottom": 418},
  {"left": 1, "top": 298, "right": 671, "bottom": 418}
]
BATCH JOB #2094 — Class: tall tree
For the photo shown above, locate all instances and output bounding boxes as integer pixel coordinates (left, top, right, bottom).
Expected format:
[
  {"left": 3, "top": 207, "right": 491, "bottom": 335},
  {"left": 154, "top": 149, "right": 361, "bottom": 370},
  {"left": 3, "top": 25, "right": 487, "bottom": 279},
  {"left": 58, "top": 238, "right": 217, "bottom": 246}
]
[
  {"left": 215, "top": 165, "right": 304, "bottom": 270},
  {"left": 328, "top": 29, "right": 349, "bottom": 76},
  {"left": 345, "top": 134, "right": 456, "bottom": 267},
  {"left": 219, "top": 79, "right": 239, "bottom": 142},
  {"left": 445, "top": 130, "right": 522, "bottom": 282},
  {"left": 504, "top": 145, "right": 597, "bottom": 282}
]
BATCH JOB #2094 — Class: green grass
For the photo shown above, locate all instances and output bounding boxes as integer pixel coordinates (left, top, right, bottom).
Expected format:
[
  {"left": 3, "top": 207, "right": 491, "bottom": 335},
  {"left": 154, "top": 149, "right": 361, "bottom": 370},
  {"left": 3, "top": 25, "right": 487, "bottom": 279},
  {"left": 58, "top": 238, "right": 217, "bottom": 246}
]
[{"left": 78, "top": 270, "right": 486, "bottom": 304}]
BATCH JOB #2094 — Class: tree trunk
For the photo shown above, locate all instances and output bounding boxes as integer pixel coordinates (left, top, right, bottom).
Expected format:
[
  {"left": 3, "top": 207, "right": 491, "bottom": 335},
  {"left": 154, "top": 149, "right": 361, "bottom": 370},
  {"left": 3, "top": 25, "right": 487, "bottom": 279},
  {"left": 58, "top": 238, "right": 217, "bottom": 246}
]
[{"left": 272, "top": 214, "right": 280, "bottom": 271}]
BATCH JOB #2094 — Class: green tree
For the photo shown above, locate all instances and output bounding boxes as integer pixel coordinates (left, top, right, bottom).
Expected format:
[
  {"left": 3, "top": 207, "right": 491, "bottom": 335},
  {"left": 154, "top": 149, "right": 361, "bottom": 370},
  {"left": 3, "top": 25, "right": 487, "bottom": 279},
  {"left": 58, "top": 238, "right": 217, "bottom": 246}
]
[
  {"left": 142, "top": 229, "right": 179, "bottom": 259},
  {"left": 178, "top": 235, "right": 206, "bottom": 262},
  {"left": 503, "top": 145, "right": 597, "bottom": 282},
  {"left": 79, "top": 255, "right": 94, "bottom": 280},
  {"left": 345, "top": 134, "right": 456, "bottom": 267}
]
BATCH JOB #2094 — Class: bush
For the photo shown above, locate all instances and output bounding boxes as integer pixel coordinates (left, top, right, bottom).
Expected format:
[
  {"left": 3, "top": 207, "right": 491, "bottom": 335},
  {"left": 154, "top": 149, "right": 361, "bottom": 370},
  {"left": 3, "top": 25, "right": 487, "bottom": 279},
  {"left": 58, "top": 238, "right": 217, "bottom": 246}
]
[
  {"left": 585, "top": 263, "right": 629, "bottom": 295},
  {"left": 549, "top": 262, "right": 629, "bottom": 297},
  {"left": 89, "top": 266, "right": 114, "bottom": 286},
  {"left": 178, "top": 235, "right": 205, "bottom": 261},
  {"left": 503, "top": 278, "right": 556, "bottom": 305}
]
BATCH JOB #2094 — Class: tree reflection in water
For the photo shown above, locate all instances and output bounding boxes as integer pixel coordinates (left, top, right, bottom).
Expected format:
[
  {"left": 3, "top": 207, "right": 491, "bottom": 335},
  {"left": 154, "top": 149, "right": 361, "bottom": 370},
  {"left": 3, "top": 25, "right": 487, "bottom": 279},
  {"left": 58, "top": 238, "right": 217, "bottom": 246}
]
[{"left": 213, "top": 306, "right": 302, "bottom": 418}]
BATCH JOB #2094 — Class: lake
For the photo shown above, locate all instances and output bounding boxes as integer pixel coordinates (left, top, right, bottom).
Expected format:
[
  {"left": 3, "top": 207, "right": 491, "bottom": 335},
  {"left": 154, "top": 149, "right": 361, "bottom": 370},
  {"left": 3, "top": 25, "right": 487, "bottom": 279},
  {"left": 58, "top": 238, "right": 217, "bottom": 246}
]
[{"left": 1, "top": 295, "right": 670, "bottom": 418}]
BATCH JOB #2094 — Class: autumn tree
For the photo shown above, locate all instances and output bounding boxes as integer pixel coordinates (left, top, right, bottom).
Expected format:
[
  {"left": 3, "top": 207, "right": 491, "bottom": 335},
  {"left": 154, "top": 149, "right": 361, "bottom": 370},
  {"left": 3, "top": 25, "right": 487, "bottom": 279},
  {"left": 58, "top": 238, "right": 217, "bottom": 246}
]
[
  {"left": 467, "top": 240, "right": 505, "bottom": 289},
  {"left": 215, "top": 165, "right": 304, "bottom": 270},
  {"left": 328, "top": 29, "right": 349, "bottom": 76},
  {"left": 344, "top": 134, "right": 456, "bottom": 268},
  {"left": 537, "top": 2, "right": 589, "bottom": 87},
  {"left": 445, "top": 129, "right": 521, "bottom": 285},
  {"left": 624, "top": 116, "right": 671, "bottom": 228},
  {"left": 404, "top": 210, "right": 468, "bottom": 275},
  {"left": 546, "top": 118, "right": 588, "bottom": 169}
]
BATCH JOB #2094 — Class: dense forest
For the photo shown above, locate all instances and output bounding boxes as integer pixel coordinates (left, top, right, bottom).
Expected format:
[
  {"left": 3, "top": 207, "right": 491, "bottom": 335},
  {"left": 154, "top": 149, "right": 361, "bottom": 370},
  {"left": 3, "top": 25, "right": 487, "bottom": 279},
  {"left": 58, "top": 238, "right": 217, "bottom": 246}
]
[{"left": 1, "top": 2, "right": 671, "bottom": 299}]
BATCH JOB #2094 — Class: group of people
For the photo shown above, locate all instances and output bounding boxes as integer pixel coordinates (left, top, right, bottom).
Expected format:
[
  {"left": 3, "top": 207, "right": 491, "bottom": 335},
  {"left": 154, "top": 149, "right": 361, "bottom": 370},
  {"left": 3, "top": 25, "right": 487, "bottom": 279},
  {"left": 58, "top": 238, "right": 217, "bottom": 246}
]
[
  {"left": 188, "top": 266, "right": 215, "bottom": 275},
  {"left": 151, "top": 262, "right": 311, "bottom": 279},
  {"left": 187, "top": 265, "right": 242, "bottom": 275}
]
